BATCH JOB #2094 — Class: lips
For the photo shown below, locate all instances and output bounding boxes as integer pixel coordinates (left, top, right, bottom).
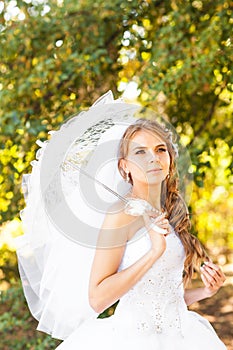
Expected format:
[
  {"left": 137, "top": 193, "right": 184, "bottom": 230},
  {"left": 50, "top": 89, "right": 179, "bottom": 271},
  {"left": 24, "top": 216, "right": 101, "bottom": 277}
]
[{"left": 147, "top": 168, "right": 162, "bottom": 173}]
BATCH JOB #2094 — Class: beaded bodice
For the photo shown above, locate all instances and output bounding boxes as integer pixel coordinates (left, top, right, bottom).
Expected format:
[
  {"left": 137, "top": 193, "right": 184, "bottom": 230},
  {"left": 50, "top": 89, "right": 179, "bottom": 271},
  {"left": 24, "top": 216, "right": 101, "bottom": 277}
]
[{"left": 116, "top": 225, "right": 187, "bottom": 336}]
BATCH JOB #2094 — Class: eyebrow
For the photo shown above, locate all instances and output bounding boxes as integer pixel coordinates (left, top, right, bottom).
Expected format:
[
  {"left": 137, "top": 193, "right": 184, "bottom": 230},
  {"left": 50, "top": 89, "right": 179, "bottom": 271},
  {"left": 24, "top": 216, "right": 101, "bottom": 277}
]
[{"left": 132, "top": 144, "right": 167, "bottom": 151}]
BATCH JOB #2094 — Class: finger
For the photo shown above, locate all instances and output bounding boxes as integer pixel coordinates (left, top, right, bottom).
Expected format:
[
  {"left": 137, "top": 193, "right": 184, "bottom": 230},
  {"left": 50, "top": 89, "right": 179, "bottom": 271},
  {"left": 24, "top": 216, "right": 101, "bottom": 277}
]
[
  {"left": 202, "top": 265, "right": 220, "bottom": 282},
  {"left": 149, "top": 223, "right": 168, "bottom": 235},
  {"left": 152, "top": 216, "right": 168, "bottom": 224},
  {"left": 203, "top": 261, "right": 225, "bottom": 279},
  {"left": 152, "top": 220, "right": 169, "bottom": 228},
  {"left": 147, "top": 210, "right": 164, "bottom": 217},
  {"left": 149, "top": 216, "right": 170, "bottom": 232},
  {"left": 150, "top": 220, "right": 170, "bottom": 232},
  {"left": 201, "top": 266, "right": 224, "bottom": 288},
  {"left": 200, "top": 266, "right": 218, "bottom": 285},
  {"left": 144, "top": 215, "right": 170, "bottom": 235},
  {"left": 153, "top": 217, "right": 170, "bottom": 228},
  {"left": 200, "top": 272, "right": 211, "bottom": 288},
  {"left": 204, "top": 261, "right": 223, "bottom": 275}
]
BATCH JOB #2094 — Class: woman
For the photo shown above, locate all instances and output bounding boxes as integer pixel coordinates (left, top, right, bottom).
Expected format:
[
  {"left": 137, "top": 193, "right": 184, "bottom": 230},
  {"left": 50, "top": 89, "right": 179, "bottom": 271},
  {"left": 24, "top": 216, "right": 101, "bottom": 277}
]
[{"left": 54, "top": 118, "right": 226, "bottom": 349}]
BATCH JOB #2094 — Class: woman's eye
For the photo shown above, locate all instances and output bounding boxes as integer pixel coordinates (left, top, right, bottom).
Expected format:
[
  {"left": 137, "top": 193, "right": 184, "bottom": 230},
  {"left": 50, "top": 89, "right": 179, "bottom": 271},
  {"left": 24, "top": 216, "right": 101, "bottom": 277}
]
[
  {"left": 157, "top": 148, "right": 167, "bottom": 152},
  {"left": 135, "top": 150, "right": 145, "bottom": 154}
]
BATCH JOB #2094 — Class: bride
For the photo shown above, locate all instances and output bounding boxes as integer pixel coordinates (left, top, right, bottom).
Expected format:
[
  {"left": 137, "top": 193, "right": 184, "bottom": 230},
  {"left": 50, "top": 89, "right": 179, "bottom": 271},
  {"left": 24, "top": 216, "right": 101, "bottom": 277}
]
[
  {"left": 56, "top": 118, "right": 226, "bottom": 350},
  {"left": 17, "top": 95, "right": 226, "bottom": 349}
]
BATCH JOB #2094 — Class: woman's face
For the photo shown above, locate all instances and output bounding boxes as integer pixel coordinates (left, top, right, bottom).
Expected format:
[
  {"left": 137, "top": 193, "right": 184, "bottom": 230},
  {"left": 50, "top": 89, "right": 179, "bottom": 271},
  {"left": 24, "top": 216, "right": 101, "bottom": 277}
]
[{"left": 122, "top": 130, "right": 171, "bottom": 186}]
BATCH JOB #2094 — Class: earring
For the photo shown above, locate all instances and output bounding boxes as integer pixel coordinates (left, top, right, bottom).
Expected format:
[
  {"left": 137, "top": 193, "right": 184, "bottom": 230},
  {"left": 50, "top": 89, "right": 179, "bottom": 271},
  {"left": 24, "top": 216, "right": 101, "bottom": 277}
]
[{"left": 126, "top": 171, "right": 130, "bottom": 183}]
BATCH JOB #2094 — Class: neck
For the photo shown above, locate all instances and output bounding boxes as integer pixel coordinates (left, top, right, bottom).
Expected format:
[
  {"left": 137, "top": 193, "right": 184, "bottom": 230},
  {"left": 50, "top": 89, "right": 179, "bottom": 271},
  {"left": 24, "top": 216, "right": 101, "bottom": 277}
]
[{"left": 129, "top": 183, "right": 162, "bottom": 212}]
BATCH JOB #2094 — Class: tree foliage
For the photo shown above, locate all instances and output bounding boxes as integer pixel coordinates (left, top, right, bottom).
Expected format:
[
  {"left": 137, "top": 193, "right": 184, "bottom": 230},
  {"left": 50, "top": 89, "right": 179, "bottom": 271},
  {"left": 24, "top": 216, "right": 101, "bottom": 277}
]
[
  {"left": 0, "top": 283, "right": 61, "bottom": 349},
  {"left": 0, "top": 0, "right": 232, "bottom": 246}
]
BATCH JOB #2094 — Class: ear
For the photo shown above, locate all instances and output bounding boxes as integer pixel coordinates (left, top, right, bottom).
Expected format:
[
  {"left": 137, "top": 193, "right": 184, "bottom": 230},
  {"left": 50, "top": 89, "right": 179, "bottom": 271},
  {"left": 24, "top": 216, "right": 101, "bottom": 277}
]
[{"left": 119, "top": 158, "right": 128, "bottom": 173}]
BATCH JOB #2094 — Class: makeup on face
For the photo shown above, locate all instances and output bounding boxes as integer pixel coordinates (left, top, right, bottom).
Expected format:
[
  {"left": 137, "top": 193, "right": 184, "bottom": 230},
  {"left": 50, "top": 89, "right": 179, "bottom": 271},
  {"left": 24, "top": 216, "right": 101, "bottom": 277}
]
[{"left": 125, "top": 131, "right": 170, "bottom": 184}]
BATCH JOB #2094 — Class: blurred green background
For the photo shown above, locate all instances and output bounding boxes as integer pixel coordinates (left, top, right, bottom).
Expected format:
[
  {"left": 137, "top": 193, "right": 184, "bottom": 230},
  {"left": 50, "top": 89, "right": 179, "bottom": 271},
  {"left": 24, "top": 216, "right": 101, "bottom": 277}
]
[{"left": 0, "top": 0, "right": 232, "bottom": 349}]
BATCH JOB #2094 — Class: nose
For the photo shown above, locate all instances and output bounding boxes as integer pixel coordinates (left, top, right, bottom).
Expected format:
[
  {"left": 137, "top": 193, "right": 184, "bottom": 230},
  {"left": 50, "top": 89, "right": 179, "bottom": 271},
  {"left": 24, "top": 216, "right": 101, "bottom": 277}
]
[{"left": 148, "top": 150, "right": 160, "bottom": 163}]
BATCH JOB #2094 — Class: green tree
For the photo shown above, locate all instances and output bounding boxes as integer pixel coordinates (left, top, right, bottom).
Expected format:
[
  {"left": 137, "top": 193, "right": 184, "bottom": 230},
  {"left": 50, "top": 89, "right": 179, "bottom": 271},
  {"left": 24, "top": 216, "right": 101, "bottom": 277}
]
[
  {"left": 0, "top": 0, "right": 131, "bottom": 221},
  {"left": 0, "top": 1, "right": 232, "bottom": 346},
  {"left": 118, "top": 0, "right": 233, "bottom": 185},
  {"left": 0, "top": 0, "right": 232, "bottom": 238}
]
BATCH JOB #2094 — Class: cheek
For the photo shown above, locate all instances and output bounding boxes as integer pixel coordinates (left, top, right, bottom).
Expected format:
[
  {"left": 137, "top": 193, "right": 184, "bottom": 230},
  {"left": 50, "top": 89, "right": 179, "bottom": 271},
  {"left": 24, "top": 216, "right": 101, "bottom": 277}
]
[
  {"left": 162, "top": 153, "right": 171, "bottom": 167},
  {"left": 127, "top": 158, "right": 147, "bottom": 178},
  {"left": 128, "top": 155, "right": 147, "bottom": 169}
]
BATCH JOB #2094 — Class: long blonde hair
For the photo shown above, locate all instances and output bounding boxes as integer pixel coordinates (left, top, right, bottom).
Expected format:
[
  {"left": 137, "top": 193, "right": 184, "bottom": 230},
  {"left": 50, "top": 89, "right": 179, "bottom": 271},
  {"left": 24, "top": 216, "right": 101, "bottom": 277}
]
[{"left": 118, "top": 118, "right": 208, "bottom": 285}]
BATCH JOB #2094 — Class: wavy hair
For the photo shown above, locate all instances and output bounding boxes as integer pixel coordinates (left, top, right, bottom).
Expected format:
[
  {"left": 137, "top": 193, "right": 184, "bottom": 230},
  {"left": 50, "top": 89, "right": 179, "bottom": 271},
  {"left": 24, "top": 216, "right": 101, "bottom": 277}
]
[{"left": 117, "top": 118, "right": 208, "bottom": 286}]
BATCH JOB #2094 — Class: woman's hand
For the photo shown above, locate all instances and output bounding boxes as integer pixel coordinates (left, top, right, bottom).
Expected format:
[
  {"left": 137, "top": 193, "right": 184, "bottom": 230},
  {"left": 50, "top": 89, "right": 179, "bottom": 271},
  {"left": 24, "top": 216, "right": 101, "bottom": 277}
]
[
  {"left": 200, "top": 261, "right": 226, "bottom": 297},
  {"left": 144, "top": 211, "right": 170, "bottom": 234},
  {"left": 143, "top": 212, "right": 168, "bottom": 256}
]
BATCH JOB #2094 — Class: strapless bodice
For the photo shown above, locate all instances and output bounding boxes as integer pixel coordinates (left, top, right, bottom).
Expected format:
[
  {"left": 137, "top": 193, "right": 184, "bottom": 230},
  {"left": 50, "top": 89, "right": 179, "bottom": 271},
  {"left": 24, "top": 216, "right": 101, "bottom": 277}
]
[{"left": 116, "top": 226, "right": 187, "bottom": 335}]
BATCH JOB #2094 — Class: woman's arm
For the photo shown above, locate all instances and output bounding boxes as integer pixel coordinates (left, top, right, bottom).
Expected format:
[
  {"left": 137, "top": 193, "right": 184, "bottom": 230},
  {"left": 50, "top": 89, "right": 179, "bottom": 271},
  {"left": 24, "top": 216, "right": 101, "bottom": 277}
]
[
  {"left": 184, "top": 261, "right": 226, "bottom": 306},
  {"left": 88, "top": 209, "right": 167, "bottom": 314}
]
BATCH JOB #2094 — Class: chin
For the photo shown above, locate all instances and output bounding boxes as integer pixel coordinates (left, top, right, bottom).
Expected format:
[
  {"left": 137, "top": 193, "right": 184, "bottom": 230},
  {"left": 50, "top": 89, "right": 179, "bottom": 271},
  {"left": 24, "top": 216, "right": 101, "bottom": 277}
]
[
  {"left": 135, "top": 178, "right": 164, "bottom": 187},
  {"left": 146, "top": 174, "right": 166, "bottom": 183},
  {"left": 132, "top": 173, "right": 167, "bottom": 186}
]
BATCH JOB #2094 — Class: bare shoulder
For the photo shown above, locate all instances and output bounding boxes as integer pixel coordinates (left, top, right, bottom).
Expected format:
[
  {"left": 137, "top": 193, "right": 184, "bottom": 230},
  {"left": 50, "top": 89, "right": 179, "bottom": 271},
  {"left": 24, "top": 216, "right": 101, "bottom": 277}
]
[
  {"left": 96, "top": 200, "right": 142, "bottom": 247},
  {"left": 104, "top": 200, "right": 135, "bottom": 228}
]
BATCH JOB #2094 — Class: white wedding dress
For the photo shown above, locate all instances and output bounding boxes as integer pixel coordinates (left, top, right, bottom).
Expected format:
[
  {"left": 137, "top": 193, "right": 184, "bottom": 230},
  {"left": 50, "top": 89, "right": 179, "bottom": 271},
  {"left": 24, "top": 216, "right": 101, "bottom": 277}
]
[{"left": 55, "top": 225, "right": 226, "bottom": 350}]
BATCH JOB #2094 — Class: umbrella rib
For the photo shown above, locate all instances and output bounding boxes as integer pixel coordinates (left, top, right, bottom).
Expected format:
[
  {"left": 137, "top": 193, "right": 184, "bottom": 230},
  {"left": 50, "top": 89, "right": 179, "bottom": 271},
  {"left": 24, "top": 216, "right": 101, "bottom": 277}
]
[{"left": 66, "top": 161, "right": 128, "bottom": 204}]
